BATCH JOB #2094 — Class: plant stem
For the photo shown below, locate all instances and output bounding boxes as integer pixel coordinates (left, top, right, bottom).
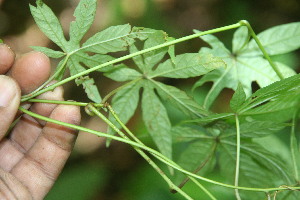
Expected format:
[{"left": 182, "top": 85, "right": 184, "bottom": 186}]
[
  {"left": 234, "top": 114, "right": 241, "bottom": 200},
  {"left": 239, "top": 20, "right": 284, "bottom": 80},
  {"left": 27, "top": 99, "right": 103, "bottom": 107},
  {"left": 20, "top": 22, "right": 242, "bottom": 102},
  {"left": 291, "top": 110, "right": 299, "bottom": 181},
  {"left": 19, "top": 106, "right": 300, "bottom": 193},
  {"left": 22, "top": 56, "right": 69, "bottom": 100},
  {"left": 106, "top": 105, "right": 217, "bottom": 200},
  {"left": 101, "top": 78, "right": 141, "bottom": 103},
  {"left": 87, "top": 105, "right": 194, "bottom": 200}
]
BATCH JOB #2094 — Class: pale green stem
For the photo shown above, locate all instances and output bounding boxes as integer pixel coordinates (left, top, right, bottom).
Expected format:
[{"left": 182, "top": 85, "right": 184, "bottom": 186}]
[
  {"left": 235, "top": 114, "right": 242, "bottom": 200},
  {"left": 106, "top": 105, "right": 217, "bottom": 200},
  {"left": 87, "top": 105, "right": 193, "bottom": 200},
  {"left": 20, "top": 22, "right": 242, "bottom": 102},
  {"left": 290, "top": 110, "right": 299, "bottom": 181},
  {"left": 27, "top": 99, "right": 103, "bottom": 107},
  {"left": 18, "top": 106, "right": 300, "bottom": 193},
  {"left": 239, "top": 20, "right": 284, "bottom": 80},
  {"left": 101, "top": 78, "right": 141, "bottom": 103},
  {"left": 22, "top": 55, "right": 69, "bottom": 99}
]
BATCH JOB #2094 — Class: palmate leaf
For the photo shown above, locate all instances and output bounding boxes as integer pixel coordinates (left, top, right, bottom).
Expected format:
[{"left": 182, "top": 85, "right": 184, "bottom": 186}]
[
  {"left": 29, "top": 2, "right": 67, "bottom": 51},
  {"left": 81, "top": 24, "right": 135, "bottom": 54},
  {"left": 150, "top": 53, "right": 224, "bottom": 78},
  {"left": 236, "top": 74, "right": 300, "bottom": 121},
  {"left": 107, "top": 82, "right": 141, "bottom": 144},
  {"left": 230, "top": 83, "right": 246, "bottom": 112},
  {"left": 193, "top": 25, "right": 297, "bottom": 109},
  {"left": 219, "top": 139, "right": 294, "bottom": 199},
  {"left": 172, "top": 135, "right": 215, "bottom": 185},
  {"left": 105, "top": 30, "right": 222, "bottom": 157},
  {"left": 69, "top": 0, "right": 97, "bottom": 44},
  {"left": 30, "top": 46, "right": 65, "bottom": 58},
  {"left": 68, "top": 58, "right": 101, "bottom": 103},
  {"left": 152, "top": 81, "right": 210, "bottom": 118},
  {"left": 30, "top": 0, "right": 153, "bottom": 103},
  {"left": 240, "top": 22, "right": 300, "bottom": 56},
  {"left": 142, "top": 81, "right": 172, "bottom": 159}
]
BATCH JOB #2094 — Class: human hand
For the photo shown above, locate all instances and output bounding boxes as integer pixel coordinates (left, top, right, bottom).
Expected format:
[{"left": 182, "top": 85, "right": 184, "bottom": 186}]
[{"left": 0, "top": 44, "right": 81, "bottom": 199}]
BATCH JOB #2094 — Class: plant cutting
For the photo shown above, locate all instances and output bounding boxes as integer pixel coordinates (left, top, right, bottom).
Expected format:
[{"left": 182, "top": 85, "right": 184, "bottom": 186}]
[{"left": 2, "top": 0, "right": 300, "bottom": 199}]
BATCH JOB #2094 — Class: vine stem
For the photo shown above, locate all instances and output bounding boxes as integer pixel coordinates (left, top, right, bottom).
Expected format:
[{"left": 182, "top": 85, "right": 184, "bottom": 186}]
[
  {"left": 101, "top": 78, "right": 141, "bottom": 103},
  {"left": 238, "top": 20, "right": 284, "bottom": 80},
  {"left": 20, "top": 22, "right": 242, "bottom": 102},
  {"left": 22, "top": 56, "right": 69, "bottom": 100},
  {"left": 290, "top": 110, "right": 300, "bottom": 181},
  {"left": 87, "top": 105, "right": 194, "bottom": 200},
  {"left": 234, "top": 114, "right": 242, "bottom": 200},
  {"left": 19, "top": 106, "right": 300, "bottom": 193},
  {"left": 105, "top": 105, "right": 217, "bottom": 200}
]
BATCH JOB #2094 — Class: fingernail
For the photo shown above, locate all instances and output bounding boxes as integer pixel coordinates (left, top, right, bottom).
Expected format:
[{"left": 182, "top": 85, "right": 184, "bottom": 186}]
[{"left": 0, "top": 76, "right": 18, "bottom": 107}]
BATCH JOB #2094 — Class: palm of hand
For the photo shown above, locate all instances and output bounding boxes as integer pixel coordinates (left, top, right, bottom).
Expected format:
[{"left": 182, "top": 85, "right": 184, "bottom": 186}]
[{"left": 0, "top": 44, "right": 80, "bottom": 200}]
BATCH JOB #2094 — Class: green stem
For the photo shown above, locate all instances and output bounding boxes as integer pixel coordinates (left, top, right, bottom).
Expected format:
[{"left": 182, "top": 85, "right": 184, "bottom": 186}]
[
  {"left": 101, "top": 78, "right": 141, "bottom": 103},
  {"left": 18, "top": 106, "right": 300, "bottom": 193},
  {"left": 107, "top": 105, "right": 216, "bottom": 200},
  {"left": 239, "top": 20, "right": 284, "bottom": 80},
  {"left": 22, "top": 55, "right": 69, "bottom": 99},
  {"left": 234, "top": 114, "right": 241, "bottom": 200},
  {"left": 27, "top": 99, "right": 103, "bottom": 107},
  {"left": 291, "top": 110, "right": 299, "bottom": 181},
  {"left": 88, "top": 105, "right": 194, "bottom": 200},
  {"left": 20, "top": 22, "right": 242, "bottom": 102}
]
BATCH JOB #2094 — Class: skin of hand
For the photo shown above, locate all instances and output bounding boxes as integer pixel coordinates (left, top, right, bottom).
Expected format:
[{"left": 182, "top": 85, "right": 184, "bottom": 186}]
[{"left": 0, "top": 44, "right": 81, "bottom": 200}]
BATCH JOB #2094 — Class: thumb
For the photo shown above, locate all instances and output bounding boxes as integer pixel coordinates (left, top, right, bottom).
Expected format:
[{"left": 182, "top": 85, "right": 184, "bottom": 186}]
[{"left": 0, "top": 75, "right": 21, "bottom": 139}]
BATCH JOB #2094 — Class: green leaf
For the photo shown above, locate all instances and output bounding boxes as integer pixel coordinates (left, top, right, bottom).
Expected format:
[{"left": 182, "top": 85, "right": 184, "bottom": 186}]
[
  {"left": 172, "top": 125, "right": 210, "bottom": 142},
  {"left": 241, "top": 88, "right": 300, "bottom": 122},
  {"left": 131, "top": 27, "right": 156, "bottom": 40},
  {"left": 173, "top": 134, "right": 215, "bottom": 185},
  {"left": 69, "top": 0, "right": 97, "bottom": 44},
  {"left": 82, "top": 24, "right": 134, "bottom": 54},
  {"left": 137, "top": 30, "right": 168, "bottom": 73},
  {"left": 77, "top": 53, "right": 115, "bottom": 72},
  {"left": 104, "top": 65, "right": 142, "bottom": 82},
  {"left": 290, "top": 114, "right": 300, "bottom": 182},
  {"left": 219, "top": 140, "right": 293, "bottom": 199},
  {"left": 68, "top": 58, "right": 101, "bottom": 103},
  {"left": 53, "top": 57, "right": 68, "bottom": 81},
  {"left": 142, "top": 81, "right": 172, "bottom": 159},
  {"left": 30, "top": 3, "right": 67, "bottom": 51},
  {"left": 167, "top": 37, "right": 176, "bottom": 64},
  {"left": 129, "top": 44, "right": 145, "bottom": 70},
  {"left": 221, "top": 140, "right": 293, "bottom": 184},
  {"left": 232, "top": 26, "right": 249, "bottom": 54},
  {"left": 183, "top": 113, "right": 234, "bottom": 125},
  {"left": 238, "top": 74, "right": 300, "bottom": 117},
  {"left": 230, "top": 83, "right": 246, "bottom": 112},
  {"left": 150, "top": 53, "right": 224, "bottom": 78},
  {"left": 241, "top": 22, "right": 300, "bottom": 56},
  {"left": 240, "top": 121, "right": 288, "bottom": 138},
  {"left": 107, "top": 82, "right": 141, "bottom": 145},
  {"left": 31, "top": 46, "right": 65, "bottom": 58},
  {"left": 193, "top": 31, "right": 296, "bottom": 109},
  {"left": 152, "top": 81, "right": 209, "bottom": 118},
  {"left": 0, "top": 39, "right": 3, "bottom": 43}
]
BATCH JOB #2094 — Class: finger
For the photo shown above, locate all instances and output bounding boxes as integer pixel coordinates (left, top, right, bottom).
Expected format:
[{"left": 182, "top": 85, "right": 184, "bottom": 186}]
[
  {"left": 0, "top": 75, "right": 21, "bottom": 140},
  {"left": 9, "top": 51, "right": 51, "bottom": 94},
  {"left": 0, "top": 168, "right": 32, "bottom": 199},
  {"left": 0, "top": 86, "right": 64, "bottom": 171},
  {"left": 11, "top": 105, "right": 80, "bottom": 200},
  {"left": 0, "top": 44, "right": 15, "bottom": 74}
]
